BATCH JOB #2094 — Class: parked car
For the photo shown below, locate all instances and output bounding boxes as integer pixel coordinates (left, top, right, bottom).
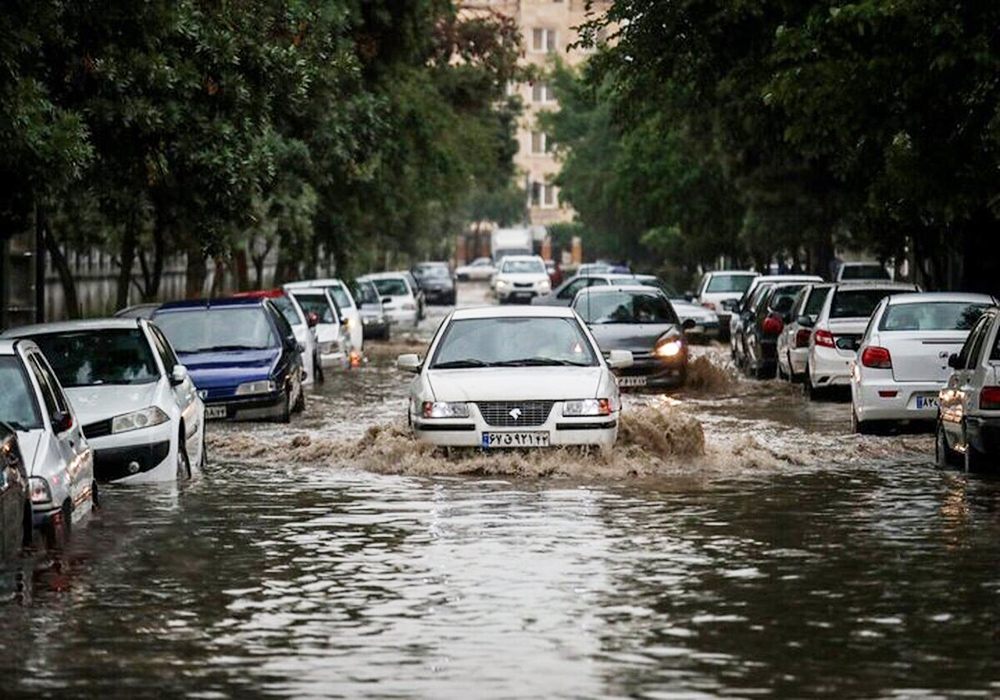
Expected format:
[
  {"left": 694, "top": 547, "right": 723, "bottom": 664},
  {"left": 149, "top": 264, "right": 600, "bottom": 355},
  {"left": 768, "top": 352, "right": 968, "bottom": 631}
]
[
  {"left": 115, "top": 303, "right": 160, "bottom": 320},
  {"left": 152, "top": 298, "right": 305, "bottom": 422},
  {"left": 740, "top": 282, "right": 812, "bottom": 379},
  {"left": 937, "top": 306, "right": 1000, "bottom": 469},
  {"left": 575, "top": 263, "right": 614, "bottom": 277},
  {"left": 397, "top": 306, "right": 631, "bottom": 449},
  {"left": 362, "top": 272, "right": 421, "bottom": 328},
  {"left": 403, "top": 271, "right": 427, "bottom": 320},
  {"left": 455, "top": 257, "right": 495, "bottom": 282},
  {"left": 836, "top": 261, "right": 891, "bottom": 282},
  {"left": 285, "top": 288, "right": 350, "bottom": 370},
  {"left": 532, "top": 273, "right": 614, "bottom": 307},
  {"left": 413, "top": 262, "right": 456, "bottom": 305},
  {"left": 4, "top": 319, "right": 206, "bottom": 482},
  {"left": 0, "top": 339, "right": 95, "bottom": 548},
  {"left": 233, "top": 289, "right": 323, "bottom": 386},
  {"left": 776, "top": 283, "right": 834, "bottom": 382},
  {"left": 352, "top": 278, "right": 391, "bottom": 341},
  {"left": 731, "top": 275, "right": 823, "bottom": 365},
  {"left": 493, "top": 255, "right": 552, "bottom": 304},
  {"left": 285, "top": 279, "right": 364, "bottom": 355},
  {"left": 804, "top": 281, "right": 920, "bottom": 398},
  {"left": 0, "top": 423, "right": 30, "bottom": 559},
  {"left": 695, "top": 270, "right": 759, "bottom": 339},
  {"left": 573, "top": 286, "right": 693, "bottom": 389},
  {"left": 850, "top": 293, "right": 994, "bottom": 434}
]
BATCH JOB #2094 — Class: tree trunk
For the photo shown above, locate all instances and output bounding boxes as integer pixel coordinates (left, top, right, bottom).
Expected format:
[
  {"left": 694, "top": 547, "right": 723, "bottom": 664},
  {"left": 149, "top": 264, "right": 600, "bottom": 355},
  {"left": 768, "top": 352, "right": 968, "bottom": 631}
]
[
  {"left": 40, "top": 208, "right": 81, "bottom": 319},
  {"left": 116, "top": 214, "right": 137, "bottom": 310},
  {"left": 185, "top": 243, "right": 207, "bottom": 298},
  {"left": 231, "top": 247, "right": 250, "bottom": 291},
  {"left": 273, "top": 227, "right": 298, "bottom": 286}
]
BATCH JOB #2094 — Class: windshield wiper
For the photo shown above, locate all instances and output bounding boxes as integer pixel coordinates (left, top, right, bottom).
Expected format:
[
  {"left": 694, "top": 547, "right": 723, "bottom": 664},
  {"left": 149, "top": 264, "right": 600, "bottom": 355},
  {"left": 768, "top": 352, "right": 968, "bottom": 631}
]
[
  {"left": 432, "top": 359, "right": 490, "bottom": 369},
  {"left": 199, "top": 345, "right": 261, "bottom": 353},
  {"left": 492, "top": 358, "right": 591, "bottom": 367}
]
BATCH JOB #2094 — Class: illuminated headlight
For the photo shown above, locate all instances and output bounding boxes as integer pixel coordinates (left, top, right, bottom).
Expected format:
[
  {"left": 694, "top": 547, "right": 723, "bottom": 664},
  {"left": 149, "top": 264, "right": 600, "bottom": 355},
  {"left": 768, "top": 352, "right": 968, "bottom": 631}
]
[
  {"left": 496, "top": 279, "right": 510, "bottom": 290},
  {"left": 347, "top": 317, "right": 357, "bottom": 329},
  {"left": 29, "top": 477, "right": 52, "bottom": 505},
  {"left": 235, "top": 380, "right": 277, "bottom": 396},
  {"left": 111, "top": 406, "right": 169, "bottom": 433},
  {"left": 422, "top": 401, "right": 470, "bottom": 419},
  {"left": 563, "top": 399, "right": 612, "bottom": 417},
  {"left": 537, "top": 280, "right": 551, "bottom": 292},
  {"left": 655, "top": 339, "right": 684, "bottom": 358}
]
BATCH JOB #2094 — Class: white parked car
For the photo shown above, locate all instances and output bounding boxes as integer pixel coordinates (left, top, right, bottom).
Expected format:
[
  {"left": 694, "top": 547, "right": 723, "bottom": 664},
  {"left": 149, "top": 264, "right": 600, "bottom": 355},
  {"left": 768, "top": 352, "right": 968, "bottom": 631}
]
[
  {"left": 937, "top": 306, "right": 1000, "bottom": 469},
  {"left": 493, "top": 255, "right": 551, "bottom": 304},
  {"left": 456, "top": 257, "right": 496, "bottom": 281},
  {"left": 362, "top": 272, "right": 420, "bottom": 327},
  {"left": 0, "top": 339, "right": 95, "bottom": 546},
  {"left": 286, "top": 279, "right": 363, "bottom": 354},
  {"left": 696, "top": 270, "right": 758, "bottom": 334},
  {"left": 850, "top": 293, "right": 994, "bottom": 434},
  {"left": 397, "top": 306, "right": 631, "bottom": 450},
  {"left": 286, "top": 288, "right": 350, "bottom": 369},
  {"left": 4, "top": 319, "right": 206, "bottom": 482},
  {"left": 730, "top": 274, "right": 823, "bottom": 361},
  {"left": 804, "top": 281, "right": 919, "bottom": 398},
  {"left": 776, "top": 283, "right": 833, "bottom": 381}
]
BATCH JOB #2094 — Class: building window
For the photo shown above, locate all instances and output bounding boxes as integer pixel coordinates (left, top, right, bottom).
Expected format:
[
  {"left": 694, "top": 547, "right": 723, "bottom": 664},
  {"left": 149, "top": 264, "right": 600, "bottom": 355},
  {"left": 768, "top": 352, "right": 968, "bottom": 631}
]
[
  {"left": 532, "top": 83, "right": 555, "bottom": 104},
  {"left": 531, "top": 182, "right": 558, "bottom": 209},
  {"left": 532, "top": 28, "right": 557, "bottom": 53},
  {"left": 531, "top": 131, "right": 553, "bottom": 154}
]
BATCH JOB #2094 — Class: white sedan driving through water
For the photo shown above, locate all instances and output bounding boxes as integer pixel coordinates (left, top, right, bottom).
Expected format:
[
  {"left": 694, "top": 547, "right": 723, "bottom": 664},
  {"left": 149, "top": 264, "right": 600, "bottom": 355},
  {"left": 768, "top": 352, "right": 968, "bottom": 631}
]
[{"left": 397, "top": 307, "right": 633, "bottom": 450}]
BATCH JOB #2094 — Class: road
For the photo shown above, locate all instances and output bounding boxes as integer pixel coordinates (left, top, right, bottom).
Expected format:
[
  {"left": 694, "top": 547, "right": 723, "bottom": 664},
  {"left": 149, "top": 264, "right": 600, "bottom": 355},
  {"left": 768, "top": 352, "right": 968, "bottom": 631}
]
[{"left": 0, "top": 281, "right": 998, "bottom": 698}]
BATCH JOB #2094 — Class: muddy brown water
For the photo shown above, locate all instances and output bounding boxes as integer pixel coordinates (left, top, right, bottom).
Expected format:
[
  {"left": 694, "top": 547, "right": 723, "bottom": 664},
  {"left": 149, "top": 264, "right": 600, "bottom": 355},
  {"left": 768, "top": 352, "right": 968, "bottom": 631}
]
[{"left": 1, "top": 284, "right": 999, "bottom": 698}]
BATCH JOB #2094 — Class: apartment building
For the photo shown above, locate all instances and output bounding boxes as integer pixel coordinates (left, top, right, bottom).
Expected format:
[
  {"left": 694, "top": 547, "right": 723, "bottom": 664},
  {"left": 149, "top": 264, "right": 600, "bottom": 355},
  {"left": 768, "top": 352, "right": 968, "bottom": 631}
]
[{"left": 461, "top": 0, "right": 610, "bottom": 226}]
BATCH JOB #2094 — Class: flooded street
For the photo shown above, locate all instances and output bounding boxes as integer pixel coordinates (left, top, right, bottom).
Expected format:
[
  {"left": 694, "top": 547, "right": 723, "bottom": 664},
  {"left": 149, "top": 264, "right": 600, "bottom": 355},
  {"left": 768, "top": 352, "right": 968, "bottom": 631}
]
[{"left": 3, "top": 284, "right": 1000, "bottom": 699}]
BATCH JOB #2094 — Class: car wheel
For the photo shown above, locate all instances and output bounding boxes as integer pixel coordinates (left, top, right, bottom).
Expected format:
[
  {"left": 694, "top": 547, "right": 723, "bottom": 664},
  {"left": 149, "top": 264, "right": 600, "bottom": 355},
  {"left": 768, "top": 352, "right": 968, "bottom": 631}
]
[
  {"left": 292, "top": 384, "right": 306, "bottom": 414},
  {"left": 852, "top": 407, "right": 875, "bottom": 435},
  {"left": 936, "top": 420, "right": 960, "bottom": 468},
  {"left": 45, "top": 500, "right": 72, "bottom": 550},
  {"left": 177, "top": 435, "right": 192, "bottom": 480},
  {"left": 276, "top": 388, "right": 292, "bottom": 424},
  {"left": 804, "top": 366, "right": 821, "bottom": 400}
]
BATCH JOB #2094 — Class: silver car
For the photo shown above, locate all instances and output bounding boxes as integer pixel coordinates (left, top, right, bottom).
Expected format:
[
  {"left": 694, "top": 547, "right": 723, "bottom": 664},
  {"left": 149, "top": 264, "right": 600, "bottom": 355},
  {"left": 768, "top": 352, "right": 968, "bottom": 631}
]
[{"left": 776, "top": 283, "right": 833, "bottom": 381}]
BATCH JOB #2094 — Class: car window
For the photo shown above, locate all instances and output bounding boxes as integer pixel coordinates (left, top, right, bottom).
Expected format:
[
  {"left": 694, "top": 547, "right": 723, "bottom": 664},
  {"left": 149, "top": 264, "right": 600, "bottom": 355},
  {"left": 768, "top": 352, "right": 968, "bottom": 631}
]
[
  {"left": 0, "top": 356, "right": 43, "bottom": 431},
  {"left": 804, "top": 286, "right": 832, "bottom": 316},
  {"left": 431, "top": 317, "right": 598, "bottom": 368},
  {"left": 270, "top": 295, "right": 302, "bottom": 327},
  {"left": 748, "top": 285, "right": 772, "bottom": 313},
  {"left": 830, "top": 289, "right": 899, "bottom": 319},
  {"left": 31, "top": 329, "right": 160, "bottom": 387},
  {"left": 706, "top": 274, "right": 755, "bottom": 294},
  {"left": 147, "top": 325, "right": 178, "bottom": 373},
  {"left": 959, "top": 315, "right": 991, "bottom": 368},
  {"left": 291, "top": 294, "right": 335, "bottom": 324},
  {"left": 372, "top": 278, "right": 410, "bottom": 297},
  {"left": 766, "top": 285, "right": 806, "bottom": 316},
  {"left": 352, "top": 281, "right": 379, "bottom": 305},
  {"left": 878, "top": 302, "right": 989, "bottom": 332},
  {"left": 27, "top": 353, "right": 69, "bottom": 418},
  {"left": 155, "top": 307, "right": 278, "bottom": 353},
  {"left": 268, "top": 302, "right": 295, "bottom": 341},
  {"left": 840, "top": 264, "right": 890, "bottom": 281},
  {"left": 574, "top": 290, "right": 680, "bottom": 325},
  {"left": 327, "top": 284, "right": 352, "bottom": 310},
  {"left": 966, "top": 317, "right": 992, "bottom": 369}
]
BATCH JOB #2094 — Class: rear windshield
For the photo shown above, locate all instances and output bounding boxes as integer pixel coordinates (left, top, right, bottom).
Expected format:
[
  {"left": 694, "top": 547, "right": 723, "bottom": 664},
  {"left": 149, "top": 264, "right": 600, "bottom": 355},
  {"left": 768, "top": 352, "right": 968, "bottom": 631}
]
[
  {"left": 292, "top": 294, "right": 336, "bottom": 324},
  {"left": 32, "top": 329, "right": 159, "bottom": 387},
  {"left": 0, "top": 356, "right": 42, "bottom": 430},
  {"left": 155, "top": 308, "right": 277, "bottom": 353},
  {"left": 574, "top": 291, "right": 679, "bottom": 325},
  {"left": 841, "top": 264, "right": 890, "bottom": 280},
  {"left": 804, "top": 287, "right": 832, "bottom": 316},
  {"left": 830, "top": 289, "right": 899, "bottom": 319},
  {"left": 431, "top": 317, "right": 598, "bottom": 368},
  {"left": 707, "top": 274, "right": 755, "bottom": 293},
  {"left": 879, "top": 302, "right": 990, "bottom": 332},
  {"left": 372, "top": 278, "right": 410, "bottom": 297}
]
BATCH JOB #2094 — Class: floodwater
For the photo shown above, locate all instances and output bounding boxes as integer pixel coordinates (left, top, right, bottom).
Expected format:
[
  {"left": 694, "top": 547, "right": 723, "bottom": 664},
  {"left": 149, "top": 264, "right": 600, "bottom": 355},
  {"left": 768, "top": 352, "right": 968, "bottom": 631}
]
[{"left": 2, "top": 284, "right": 999, "bottom": 699}]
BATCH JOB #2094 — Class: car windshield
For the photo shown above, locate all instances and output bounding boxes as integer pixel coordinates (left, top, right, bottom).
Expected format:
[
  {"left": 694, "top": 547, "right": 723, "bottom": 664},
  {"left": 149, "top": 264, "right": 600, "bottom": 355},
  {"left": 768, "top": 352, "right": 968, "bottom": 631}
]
[
  {"left": 155, "top": 307, "right": 277, "bottom": 353},
  {"left": 372, "top": 278, "right": 410, "bottom": 297},
  {"left": 707, "top": 274, "right": 755, "bottom": 293},
  {"left": 841, "top": 264, "right": 889, "bottom": 280},
  {"left": 32, "top": 329, "right": 159, "bottom": 387},
  {"left": 830, "top": 289, "right": 899, "bottom": 319},
  {"left": 0, "top": 356, "right": 42, "bottom": 430},
  {"left": 270, "top": 295, "right": 302, "bottom": 327},
  {"left": 879, "top": 302, "right": 990, "bottom": 332},
  {"left": 502, "top": 259, "right": 545, "bottom": 274},
  {"left": 352, "top": 281, "right": 379, "bottom": 305},
  {"left": 804, "top": 287, "right": 832, "bottom": 316},
  {"left": 326, "top": 284, "right": 352, "bottom": 309},
  {"left": 292, "top": 294, "right": 336, "bottom": 324},
  {"left": 422, "top": 267, "right": 450, "bottom": 278},
  {"left": 431, "top": 317, "right": 598, "bottom": 368},
  {"left": 574, "top": 291, "right": 679, "bottom": 325}
]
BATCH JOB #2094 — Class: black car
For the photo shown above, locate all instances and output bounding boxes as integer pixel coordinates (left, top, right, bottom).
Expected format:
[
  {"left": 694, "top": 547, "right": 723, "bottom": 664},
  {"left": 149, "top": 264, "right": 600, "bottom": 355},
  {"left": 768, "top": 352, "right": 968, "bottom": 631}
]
[
  {"left": 412, "top": 262, "right": 456, "bottom": 305},
  {"left": 0, "top": 423, "right": 30, "bottom": 559},
  {"left": 741, "top": 282, "right": 809, "bottom": 379}
]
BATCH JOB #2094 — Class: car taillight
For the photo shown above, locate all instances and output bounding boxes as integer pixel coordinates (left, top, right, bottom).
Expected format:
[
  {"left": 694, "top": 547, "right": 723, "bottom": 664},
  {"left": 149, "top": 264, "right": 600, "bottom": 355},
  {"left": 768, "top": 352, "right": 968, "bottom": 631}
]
[
  {"left": 762, "top": 313, "right": 783, "bottom": 335},
  {"left": 861, "top": 346, "right": 892, "bottom": 369},
  {"left": 795, "top": 328, "right": 812, "bottom": 348},
  {"left": 814, "top": 329, "right": 835, "bottom": 348},
  {"left": 980, "top": 387, "right": 1000, "bottom": 410}
]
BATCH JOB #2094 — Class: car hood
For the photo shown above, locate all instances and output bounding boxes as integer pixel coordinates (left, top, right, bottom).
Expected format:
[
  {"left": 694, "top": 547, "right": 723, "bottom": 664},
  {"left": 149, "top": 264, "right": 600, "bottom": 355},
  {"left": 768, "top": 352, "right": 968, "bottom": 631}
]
[
  {"left": 587, "top": 324, "right": 680, "bottom": 352},
  {"left": 177, "top": 348, "right": 278, "bottom": 389},
  {"left": 670, "top": 301, "right": 717, "bottom": 321},
  {"left": 427, "top": 367, "right": 604, "bottom": 401},
  {"left": 65, "top": 382, "right": 160, "bottom": 425}
]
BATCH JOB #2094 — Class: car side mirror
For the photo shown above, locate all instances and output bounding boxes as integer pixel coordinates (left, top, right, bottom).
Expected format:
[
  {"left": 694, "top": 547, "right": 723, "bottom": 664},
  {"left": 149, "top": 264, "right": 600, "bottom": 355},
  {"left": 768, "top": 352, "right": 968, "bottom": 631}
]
[
  {"left": 396, "top": 353, "right": 422, "bottom": 373},
  {"left": 797, "top": 315, "right": 815, "bottom": 328},
  {"left": 682, "top": 318, "right": 697, "bottom": 332},
  {"left": 306, "top": 312, "right": 319, "bottom": 328},
  {"left": 607, "top": 349, "right": 634, "bottom": 369},
  {"left": 382, "top": 297, "right": 393, "bottom": 305},
  {"left": 948, "top": 353, "right": 962, "bottom": 369},
  {"left": 170, "top": 364, "right": 189, "bottom": 386},
  {"left": 51, "top": 410, "right": 73, "bottom": 434}
]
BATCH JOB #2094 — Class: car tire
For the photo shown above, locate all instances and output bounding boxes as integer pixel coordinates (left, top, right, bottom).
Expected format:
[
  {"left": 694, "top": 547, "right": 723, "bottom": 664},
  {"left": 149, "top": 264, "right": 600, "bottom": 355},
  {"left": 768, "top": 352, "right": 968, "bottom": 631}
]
[
  {"left": 852, "top": 407, "right": 875, "bottom": 435},
  {"left": 177, "top": 435, "right": 192, "bottom": 480},
  {"left": 292, "top": 385, "right": 306, "bottom": 414},
  {"left": 804, "top": 366, "right": 821, "bottom": 400},
  {"left": 45, "top": 500, "right": 72, "bottom": 550},
  {"left": 936, "top": 420, "right": 960, "bottom": 468},
  {"left": 276, "top": 389, "right": 292, "bottom": 424}
]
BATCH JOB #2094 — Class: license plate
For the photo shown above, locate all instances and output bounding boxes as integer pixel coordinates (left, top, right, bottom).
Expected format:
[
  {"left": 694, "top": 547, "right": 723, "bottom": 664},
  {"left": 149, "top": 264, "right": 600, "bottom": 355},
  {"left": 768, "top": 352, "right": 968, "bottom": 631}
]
[
  {"left": 618, "top": 375, "right": 648, "bottom": 387},
  {"left": 916, "top": 396, "right": 939, "bottom": 410},
  {"left": 481, "top": 431, "right": 550, "bottom": 448},
  {"left": 205, "top": 405, "right": 228, "bottom": 420}
]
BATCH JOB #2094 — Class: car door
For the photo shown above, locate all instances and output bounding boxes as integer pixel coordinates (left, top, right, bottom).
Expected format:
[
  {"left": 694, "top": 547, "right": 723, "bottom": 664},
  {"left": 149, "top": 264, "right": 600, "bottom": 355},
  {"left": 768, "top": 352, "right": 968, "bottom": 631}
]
[
  {"left": 942, "top": 313, "right": 992, "bottom": 445},
  {"left": 268, "top": 302, "right": 303, "bottom": 401},
  {"left": 148, "top": 323, "right": 201, "bottom": 458}
]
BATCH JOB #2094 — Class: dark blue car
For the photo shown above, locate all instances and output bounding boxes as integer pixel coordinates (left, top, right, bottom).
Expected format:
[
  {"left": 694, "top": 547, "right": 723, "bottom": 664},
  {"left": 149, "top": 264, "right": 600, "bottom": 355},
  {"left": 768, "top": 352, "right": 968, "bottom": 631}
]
[{"left": 152, "top": 298, "right": 305, "bottom": 423}]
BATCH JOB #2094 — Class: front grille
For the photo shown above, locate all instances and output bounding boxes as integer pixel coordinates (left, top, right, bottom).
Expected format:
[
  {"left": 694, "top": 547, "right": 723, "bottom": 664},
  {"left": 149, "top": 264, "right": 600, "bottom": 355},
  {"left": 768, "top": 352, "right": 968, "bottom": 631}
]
[
  {"left": 476, "top": 401, "right": 554, "bottom": 427},
  {"left": 513, "top": 282, "right": 533, "bottom": 289},
  {"left": 82, "top": 418, "right": 113, "bottom": 439}
]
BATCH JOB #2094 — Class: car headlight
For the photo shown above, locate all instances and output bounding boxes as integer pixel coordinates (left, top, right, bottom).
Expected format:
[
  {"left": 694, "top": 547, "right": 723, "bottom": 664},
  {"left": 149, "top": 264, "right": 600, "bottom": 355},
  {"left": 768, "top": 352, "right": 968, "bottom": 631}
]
[
  {"left": 235, "top": 380, "right": 277, "bottom": 396},
  {"left": 111, "top": 406, "right": 170, "bottom": 434},
  {"left": 537, "top": 280, "right": 551, "bottom": 292},
  {"left": 29, "top": 476, "right": 52, "bottom": 505},
  {"left": 496, "top": 279, "right": 510, "bottom": 290},
  {"left": 422, "top": 401, "right": 470, "bottom": 419},
  {"left": 655, "top": 339, "right": 684, "bottom": 358},
  {"left": 563, "top": 399, "right": 612, "bottom": 417}
]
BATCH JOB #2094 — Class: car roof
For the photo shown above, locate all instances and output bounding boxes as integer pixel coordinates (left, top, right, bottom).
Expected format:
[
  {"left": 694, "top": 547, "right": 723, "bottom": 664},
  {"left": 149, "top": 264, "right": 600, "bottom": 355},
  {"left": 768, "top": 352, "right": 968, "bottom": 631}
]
[
  {"left": 833, "top": 281, "right": 917, "bottom": 290},
  {"left": 886, "top": 292, "right": 995, "bottom": 305},
  {"left": 232, "top": 289, "right": 286, "bottom": 299},
  {"left": 707, "top": 270, "right": 758, "bottom": 276},
  {"left": 157, "top": 297, "right": 264, "bottom": 311},
  {"left": 3, "top": 318, "right": 143, "bottom": 337},
  {"left": 287, "top": 287, "right": 329, "bottom": 297},
  {"left": 451, "top": 306, "right": 577, "bottom": 320},
  {"left": 577, "top": 284, "right": 664, "bottom": 296},
  {"left": 754, "top": 274, "right": 824, "bottom": 283},
  {"left": 0, "top": 338, "right": 38, "bottom": 356},
  {"left": 285, "top": 278, "right": 344, "bottom": 288}
]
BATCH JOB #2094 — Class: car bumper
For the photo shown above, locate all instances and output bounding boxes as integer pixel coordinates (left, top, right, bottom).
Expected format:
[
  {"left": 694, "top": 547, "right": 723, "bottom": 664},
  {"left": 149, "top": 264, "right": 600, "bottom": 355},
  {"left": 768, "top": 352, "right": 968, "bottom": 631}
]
[
  {"left": 385, "top": 309, "right": 418, "bottom": 326},
  {"left": 615, "top": 357, "right": 687, "bottom": 389},
  {"left": 423, "top": 288, "right": 455, "bottom": 303},
  {"left": 965, "top": 417, "right": 1000, "bottom": 454},
  {"left": 410, "top": 411, "right": 619, "bottom": 449},
  {"left": 362, "top": 318, "right": 390, "bottom": 339},
  {"left": 497, "top": 289, "right": 541, "bottom": 303},
  {"left": 204, "top": 392, "right": 286, "bottom": 421},
  {"left": 852, "top": 377, "right": 943, "bottom": 423},
  {"left": 809, "top": 346, "right": 855, "bottom": 386},
  {"left": 87, "top": 422, "right": 176, "bottom": 482}
]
